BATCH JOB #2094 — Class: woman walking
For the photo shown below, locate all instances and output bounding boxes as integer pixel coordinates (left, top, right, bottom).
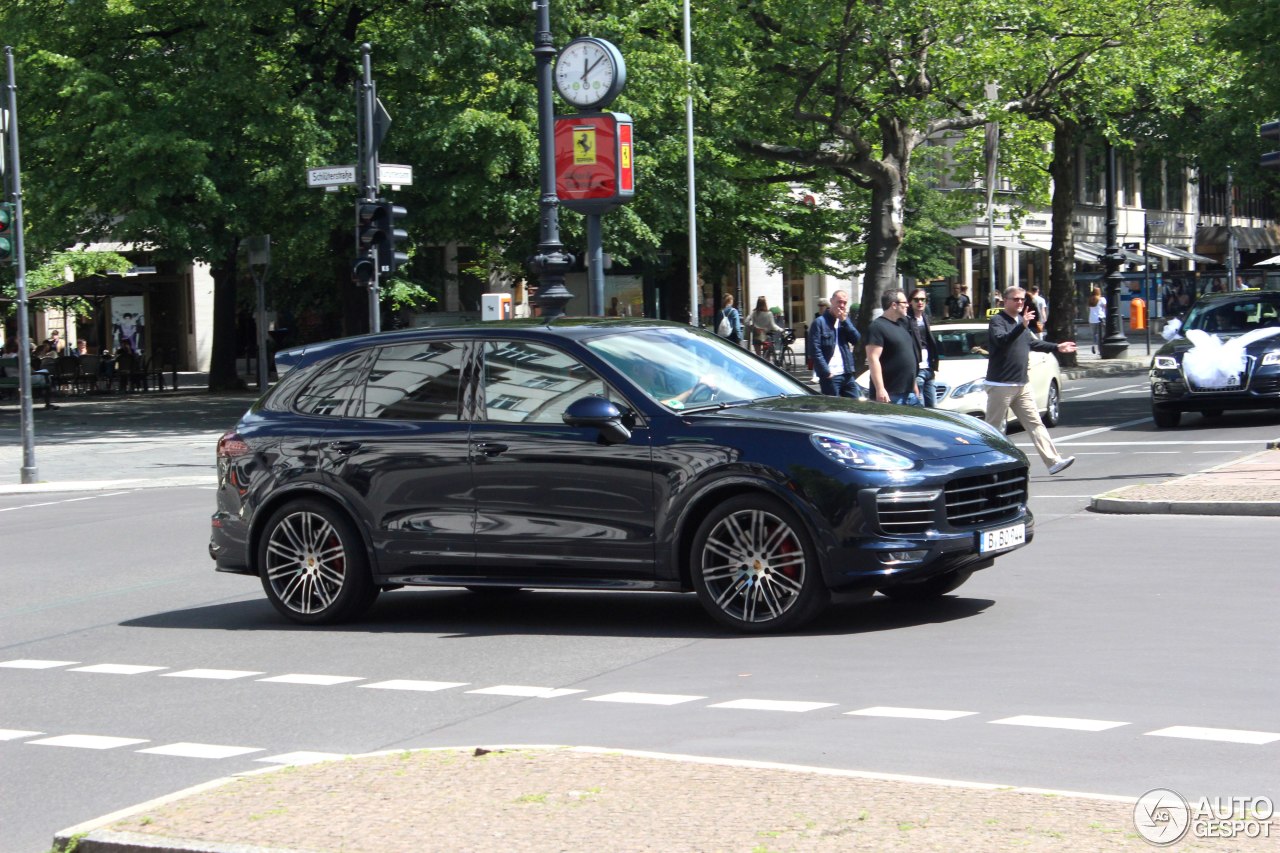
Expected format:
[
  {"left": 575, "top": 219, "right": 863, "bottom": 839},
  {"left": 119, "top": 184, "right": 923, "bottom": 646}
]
[
  {"left": 749, "top": 296, "right": 780, "bottom": 357},
  {"left": 1087, "top": 286, "right": 1106, "bottom": 353}
]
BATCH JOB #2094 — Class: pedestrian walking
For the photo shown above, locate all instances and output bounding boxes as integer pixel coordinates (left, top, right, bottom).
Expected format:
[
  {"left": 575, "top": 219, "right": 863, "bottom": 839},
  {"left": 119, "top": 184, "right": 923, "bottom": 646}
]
[
  {"left": 1027, "top": 284, "right": 1048, "bottom": 333},
  {"left": 1087, "top": 286, "right": 1106, "bottom": 352},
  {"left": 907, "top": 287, "right": 940, "bottom": 407},
  {"left": 865, "top": 289, "right": 921, "bottom": 406},
  {"left": 985, "top": 286, "right": 1077, "bottom": 475},
  {"left": 807, "top": 290, "right": 861, "bottom": 398},
  {"left": 748, "top": 296, "right": 780, "bottom": 357},
  {"left": 714, "top": 294, "right": 743, "bottom": 345},
  {"left": 945, "top": 283, "right": 973, "bottom": 320}
]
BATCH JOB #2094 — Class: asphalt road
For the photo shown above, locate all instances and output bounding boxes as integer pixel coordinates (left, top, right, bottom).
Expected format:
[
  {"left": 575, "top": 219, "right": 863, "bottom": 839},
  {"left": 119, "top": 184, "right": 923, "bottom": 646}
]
[{"left": 1, "top": 374, "right": 1278, "bottom": 852}]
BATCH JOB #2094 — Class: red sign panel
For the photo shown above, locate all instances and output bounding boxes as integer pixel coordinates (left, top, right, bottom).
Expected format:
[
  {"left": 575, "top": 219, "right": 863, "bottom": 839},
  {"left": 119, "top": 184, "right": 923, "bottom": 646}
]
[{"left": 555, "top": 112, "right": 634, "bottom": 214}]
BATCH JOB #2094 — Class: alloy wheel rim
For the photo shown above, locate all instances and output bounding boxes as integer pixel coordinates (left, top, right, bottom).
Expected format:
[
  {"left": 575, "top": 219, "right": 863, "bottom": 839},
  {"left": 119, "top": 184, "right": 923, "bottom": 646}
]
[
  {"left": 265, "top": 511, "right": 347, "bottom": 614},
  {"left": 701, "top": 509, "right": 805, "bottom": 623}
]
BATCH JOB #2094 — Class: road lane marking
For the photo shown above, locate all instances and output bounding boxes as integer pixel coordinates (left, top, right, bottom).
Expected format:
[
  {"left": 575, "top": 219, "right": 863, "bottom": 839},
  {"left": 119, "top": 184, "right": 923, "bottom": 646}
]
[
  {"left": 162, "top": 669, "right": 265, "bottom": 680},
  {"left": 1067, "top": 384, "right": 1148, "bottom": 399},
  {"left": 0, "top": 729, "right": 43, "bottom": 740},
  {"left": 846, "top": 707, "right": 978, "bottom": 721},
  {"left": 361, "top": 680, "right": 468, "bottom": 692},
  {"left": 256, "top": 751, "right": 348, "bottom": 765},
  {"left": 1054, "top": 418, "right": 1153, "bottom": 442},
  {"left": 708, "top": 699, "right": 837, "bottom": 712},
  {"left": 0, "top": 659, "right": 78, "bottom": 669},
  {"left": 137, "top": 743, "right": 266, "bottom": 759},
  {"left": 467, "top": 685, "right": 586, "bottom": 699},
  {"left": 69, "top": 664, "right": 167, "bottom": 675},
  {"left": 585, "top": 692, "right": 705, "bottom": 705},
  {"left": 28, "top": 734, "right": 149, "bottom": 749},
  {"left": 257, "top": 674, "right": 364, "bottom": 686},
  {"left": 990, "top": 715, "right": 1128, "bottom": 732},
  {"left": 1145, "top": 726, "right": 1280, "bottom": 745}
]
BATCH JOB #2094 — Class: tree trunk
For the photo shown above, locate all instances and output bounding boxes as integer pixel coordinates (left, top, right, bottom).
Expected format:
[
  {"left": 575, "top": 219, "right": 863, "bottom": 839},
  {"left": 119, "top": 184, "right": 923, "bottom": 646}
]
[
  {"left": 1047, "top": 119, "right": 1080, "bottom": 367},
  {"left": 207, "top": 238, "right": 246, "bottom": 392},
  {"left": 855, "top": 152, "right": 908, "bottom": 333}
]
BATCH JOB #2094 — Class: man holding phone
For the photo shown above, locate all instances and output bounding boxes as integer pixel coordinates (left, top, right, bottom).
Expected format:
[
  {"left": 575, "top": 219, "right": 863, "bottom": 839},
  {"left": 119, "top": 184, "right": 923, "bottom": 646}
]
[{"left": 985, "top": 286, "right": 1077, "bottom": 475}]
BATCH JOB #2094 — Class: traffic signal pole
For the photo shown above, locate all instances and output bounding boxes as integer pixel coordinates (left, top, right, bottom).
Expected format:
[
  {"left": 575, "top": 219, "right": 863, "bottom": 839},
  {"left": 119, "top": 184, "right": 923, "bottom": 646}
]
[
  {"left": 358, "top": 44, "right": 381, "bottom": 334},
  {"left": 5, "top": 46, "right": 37, "bottom": 483}
]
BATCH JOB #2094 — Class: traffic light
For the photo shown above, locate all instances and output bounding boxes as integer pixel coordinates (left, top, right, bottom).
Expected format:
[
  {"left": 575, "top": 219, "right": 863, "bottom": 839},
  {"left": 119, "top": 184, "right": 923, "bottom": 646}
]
[
  {"left": 355, "top": 199, "right": 409, "bottom": 275},
  {"left": 0, "top": 203, "right": 13, "bottom": 263},
  {"left": 1261, "top": 121, "right": 1280, "bottom": 169},
  {"left": 352, "top": 256, "right": 375, "bottom": 288}
]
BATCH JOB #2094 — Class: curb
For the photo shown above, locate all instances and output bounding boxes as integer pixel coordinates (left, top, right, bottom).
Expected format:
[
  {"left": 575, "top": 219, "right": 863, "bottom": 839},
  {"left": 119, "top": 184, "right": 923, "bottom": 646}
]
[{"left": 1089, "top": 496, "right": 1280, "bottom": 516}]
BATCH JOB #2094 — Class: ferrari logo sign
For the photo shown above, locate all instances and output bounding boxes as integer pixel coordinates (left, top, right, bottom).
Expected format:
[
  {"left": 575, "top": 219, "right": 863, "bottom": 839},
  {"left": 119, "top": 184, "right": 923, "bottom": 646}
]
[{"left": 574, "top": 128, "right": 596, "bottom": 164}]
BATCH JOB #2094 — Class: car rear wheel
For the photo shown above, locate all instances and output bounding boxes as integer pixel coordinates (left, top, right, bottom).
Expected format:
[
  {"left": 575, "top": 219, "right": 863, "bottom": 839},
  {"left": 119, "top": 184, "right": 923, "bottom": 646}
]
[
  {"left": 258, "top": 499, "right": 377, "bottom": 624},
  {"left": 690, "top": 494, "right": 830, "bottom": 633},
  {"left": 1041, "top": 380, "right": 1061, "bottom": 427},
  {"left": 1152, "top": 406, "right": 1182, "bottom": 428},
  {"left": 880, "top": 568, "right": 974, "bottom": 601}
]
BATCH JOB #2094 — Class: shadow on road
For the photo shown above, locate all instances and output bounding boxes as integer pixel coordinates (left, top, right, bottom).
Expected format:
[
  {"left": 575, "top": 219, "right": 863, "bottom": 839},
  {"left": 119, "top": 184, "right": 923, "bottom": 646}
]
[{"left": 121, "top": 588, "right": 995, "bottom": 639}]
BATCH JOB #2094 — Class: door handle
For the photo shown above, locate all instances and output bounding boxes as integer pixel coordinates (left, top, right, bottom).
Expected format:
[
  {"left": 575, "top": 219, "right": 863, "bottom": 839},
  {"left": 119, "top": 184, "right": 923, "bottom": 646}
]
[
  {"left": 473, "top": 441, "right": 509, "bottom": 457},
  {"left": 326, "top": 440, "right": 362, "bottom": 454}
]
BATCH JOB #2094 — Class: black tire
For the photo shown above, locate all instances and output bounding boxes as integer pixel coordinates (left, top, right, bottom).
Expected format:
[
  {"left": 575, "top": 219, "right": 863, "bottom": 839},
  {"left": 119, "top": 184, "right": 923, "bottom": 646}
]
[
  {"left": 1041, "top": 380, "right": 1061, "bottom": 428},
  {"left": 690, "top": 494, "right": 830, "bottom": 632},
  {"left": 880, "top": 568, "right": 974, "bottom": 601},
  {"left": 258, "top": 499, "right": 377, "bottom": 624},
  {"left": 782, "top": 347, "right": 798, "bottom": 372},
  {"left": 1152, "top": 406, "right": 1182, "bottom": 428}
]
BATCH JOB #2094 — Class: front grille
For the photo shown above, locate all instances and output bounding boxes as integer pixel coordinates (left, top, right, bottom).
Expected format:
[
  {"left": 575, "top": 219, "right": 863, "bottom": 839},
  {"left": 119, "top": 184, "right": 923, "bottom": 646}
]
[
  {"left": 945, "top": 469, "right": 1028, "bottom": 527},
  {"left": 1252, "top": 374, "right": 1280, "bottom": 395},
  {"left": 933, "top": 382, "right": 950, "bottom": 400}
]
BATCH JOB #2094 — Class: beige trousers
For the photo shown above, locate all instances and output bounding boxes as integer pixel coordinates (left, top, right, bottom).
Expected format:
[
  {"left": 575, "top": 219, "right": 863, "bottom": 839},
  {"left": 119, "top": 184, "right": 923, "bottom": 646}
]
[{"left": 984, "top": 383, "right": 1062, "bottom": 469}]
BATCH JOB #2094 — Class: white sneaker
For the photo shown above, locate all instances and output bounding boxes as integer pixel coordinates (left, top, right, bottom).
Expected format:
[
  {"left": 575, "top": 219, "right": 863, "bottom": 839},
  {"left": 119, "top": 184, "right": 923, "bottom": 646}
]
[{"left": 1048, "top": 456, "right": 1075, "bottom": 475}]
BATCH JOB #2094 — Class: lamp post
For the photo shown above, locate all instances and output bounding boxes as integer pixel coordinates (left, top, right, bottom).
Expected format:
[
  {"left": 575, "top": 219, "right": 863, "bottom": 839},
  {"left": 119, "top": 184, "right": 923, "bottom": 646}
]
[
  {"left": 1142, "top": 216, "right": 1165, "bottom": 355},
  {"left": 683, "top": 0, "right": 698, "bottom": 325},
  {"left": 528, "top": 0, "right": 574, "bottom": 318},
  {"left": 1101, "top": 141, "right": 1129, "bottom": 358}
]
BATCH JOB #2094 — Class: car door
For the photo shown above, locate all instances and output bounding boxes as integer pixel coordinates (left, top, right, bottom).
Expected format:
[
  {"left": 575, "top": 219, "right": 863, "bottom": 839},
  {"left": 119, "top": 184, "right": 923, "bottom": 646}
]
[
  {"left": 317, "top": 339, "right": 476, "bottom": 580},
  {"left": 469, "top": 338, "right": 657, "bottom": 580}
]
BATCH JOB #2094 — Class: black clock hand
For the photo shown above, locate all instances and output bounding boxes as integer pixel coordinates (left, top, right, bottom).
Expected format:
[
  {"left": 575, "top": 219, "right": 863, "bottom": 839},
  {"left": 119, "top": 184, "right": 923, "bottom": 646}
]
[
  {"left": 582, "top": 55, "right": 589, "bottom": 83},
  {"left": 585, "top": 55, "right": 606, "bottom": 77}
]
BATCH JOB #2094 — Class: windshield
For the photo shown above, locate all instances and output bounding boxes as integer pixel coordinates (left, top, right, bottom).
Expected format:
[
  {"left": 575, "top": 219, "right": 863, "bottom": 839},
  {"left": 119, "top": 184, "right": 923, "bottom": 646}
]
[
  {"left": 1184, "top": 295, "right": 1280, "bottom": 335},
  {"left": 585, "top": 326, "right": 812, "bottom": 410},
  {"left": 932, "top": 327, "right": 992, "bottom": 359}
]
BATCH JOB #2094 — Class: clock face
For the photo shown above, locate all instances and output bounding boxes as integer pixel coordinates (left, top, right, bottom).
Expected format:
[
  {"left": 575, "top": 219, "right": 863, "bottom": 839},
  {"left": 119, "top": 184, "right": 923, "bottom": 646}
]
[{"left": 555, "top": 38, "right": 624, "bottom": 109}]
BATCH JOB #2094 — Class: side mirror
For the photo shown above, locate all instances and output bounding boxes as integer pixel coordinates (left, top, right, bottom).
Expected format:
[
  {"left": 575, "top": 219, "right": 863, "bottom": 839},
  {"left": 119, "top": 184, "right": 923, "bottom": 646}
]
[{"left": 563, "top": 395, "right": 632, "bottom": 444}]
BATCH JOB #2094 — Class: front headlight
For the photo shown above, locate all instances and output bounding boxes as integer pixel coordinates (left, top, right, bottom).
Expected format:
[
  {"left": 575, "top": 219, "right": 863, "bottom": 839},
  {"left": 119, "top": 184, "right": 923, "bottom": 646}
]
[
  {"left": 1262, "top": 352, "right": 1280, "bottom": 366},
  {"left": 1152, "top": 355, "right": 1178, "bottom": 370},
  {"left": 811, "top": 434, "right": 915, "bottom": 471},
  {"left": 951, "top": 378, "right": 986, "bottom": 398}
]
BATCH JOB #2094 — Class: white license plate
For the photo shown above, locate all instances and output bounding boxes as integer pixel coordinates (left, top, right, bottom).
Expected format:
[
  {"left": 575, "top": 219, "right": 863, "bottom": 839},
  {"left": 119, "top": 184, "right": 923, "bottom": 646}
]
[{"left": 979, "top": 522, "right": 1026, "bottom": 554}]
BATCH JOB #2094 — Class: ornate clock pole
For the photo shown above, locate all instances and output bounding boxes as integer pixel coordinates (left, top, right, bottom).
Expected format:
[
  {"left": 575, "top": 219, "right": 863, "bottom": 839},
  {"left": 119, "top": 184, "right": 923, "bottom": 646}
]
[{"left": 529, "top": 0, "right": 575, "bottom": 319}]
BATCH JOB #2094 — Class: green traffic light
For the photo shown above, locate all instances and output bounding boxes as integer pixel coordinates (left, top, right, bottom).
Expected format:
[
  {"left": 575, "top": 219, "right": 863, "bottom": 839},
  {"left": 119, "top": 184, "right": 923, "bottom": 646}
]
[{"left": 0, "top": 236, "right": 11, "bottom": 261}]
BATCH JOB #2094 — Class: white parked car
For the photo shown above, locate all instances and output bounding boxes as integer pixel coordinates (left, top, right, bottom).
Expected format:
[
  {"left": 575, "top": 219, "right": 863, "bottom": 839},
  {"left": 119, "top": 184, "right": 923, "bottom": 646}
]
[{"left": 857, "top": 322, "right": 1063, "bottom": 427}]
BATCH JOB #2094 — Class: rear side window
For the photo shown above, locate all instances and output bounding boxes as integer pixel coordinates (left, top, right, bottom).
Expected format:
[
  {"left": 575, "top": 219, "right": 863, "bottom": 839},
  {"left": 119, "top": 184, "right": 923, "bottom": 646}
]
[
  {"left": 362, "top": 341, "right": 465, "bottom": 421},
  {"left": 294, "top": 351, "right": 371, "bottom": 417},
  {"left": 481, "top": 340, "right": 609, "bottom": 424}
]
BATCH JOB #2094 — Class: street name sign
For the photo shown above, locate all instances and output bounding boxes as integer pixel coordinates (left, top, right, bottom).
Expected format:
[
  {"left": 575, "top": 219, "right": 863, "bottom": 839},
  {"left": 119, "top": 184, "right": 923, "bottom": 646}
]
[
  {"left": 379, "top": 163, "right": 413, "bottom": 187},
  {"left": 306, "top": 165, "right": 358, "bottom": 188}
]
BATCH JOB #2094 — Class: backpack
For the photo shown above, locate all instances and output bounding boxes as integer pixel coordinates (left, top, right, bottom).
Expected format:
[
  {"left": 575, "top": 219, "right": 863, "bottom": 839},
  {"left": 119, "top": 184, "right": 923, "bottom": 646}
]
[{"left": 716, "top": 312, "right": 732, "bottom": 338}]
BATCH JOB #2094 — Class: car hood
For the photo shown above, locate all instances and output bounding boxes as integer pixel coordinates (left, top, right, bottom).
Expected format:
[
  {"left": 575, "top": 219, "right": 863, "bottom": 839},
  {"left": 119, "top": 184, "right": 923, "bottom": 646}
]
[
  {"left": 1156, "top": 328, "right": 1280, "bottom": 359},
  {"left": 687, "top": 396, "right": 1020, "bottom": 462}
]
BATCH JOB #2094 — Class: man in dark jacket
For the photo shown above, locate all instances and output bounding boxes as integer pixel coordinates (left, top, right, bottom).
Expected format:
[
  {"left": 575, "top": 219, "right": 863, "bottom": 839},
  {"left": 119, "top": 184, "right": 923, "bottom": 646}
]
[
  {"left": 806, "top": 290, "right": 861, "bottom": 398},
  {"left": 985, "top": 286, "right": 1077, "bottom": 475},
  {"left": 907, "top": 287, "right": 940, "bottom": 407}
]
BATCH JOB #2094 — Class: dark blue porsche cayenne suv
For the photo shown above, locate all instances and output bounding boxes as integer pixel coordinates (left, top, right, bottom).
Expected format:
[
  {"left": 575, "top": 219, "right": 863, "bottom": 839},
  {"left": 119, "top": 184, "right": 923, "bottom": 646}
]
[{"left": 210, "top": 318, "right": 1033, "bottom": 633}]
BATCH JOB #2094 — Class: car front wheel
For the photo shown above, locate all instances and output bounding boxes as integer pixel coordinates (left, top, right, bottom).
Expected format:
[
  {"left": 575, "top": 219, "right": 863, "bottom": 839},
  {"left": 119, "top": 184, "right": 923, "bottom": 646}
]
[
  {"left": 1152, "top": 405, "right": 1182, "bottom": 428},
  {"left": 690, "top": 495, "right": 830, "bottom": 633},
  {"left": 1041, "top": 380, "right": 1061, "bottom": 427},
  {"left": 258, "top": 499, "right": 378, "bottom": 624}
]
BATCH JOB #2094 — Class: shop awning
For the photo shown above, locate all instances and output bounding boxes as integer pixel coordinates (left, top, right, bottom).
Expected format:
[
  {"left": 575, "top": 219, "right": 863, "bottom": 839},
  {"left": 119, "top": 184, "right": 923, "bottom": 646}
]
[
  {"left": 1254, "top": 254, "right": 1280, "bottom": 266},
  {"left": 1077, "top": 242, "right": 1148, "bottom": 264},
  {"left": 959, "top": 237, "right": 1039, "bottom": 251},
  {"left": 1196, "top": 225, "right": 1280, "bottom": 253},
  {"left": 1146, "top": 243, "right": 1218, "bottom": 265},
  {"left": 1019, "top": 239, "right": 1100, "bottom": 264}
]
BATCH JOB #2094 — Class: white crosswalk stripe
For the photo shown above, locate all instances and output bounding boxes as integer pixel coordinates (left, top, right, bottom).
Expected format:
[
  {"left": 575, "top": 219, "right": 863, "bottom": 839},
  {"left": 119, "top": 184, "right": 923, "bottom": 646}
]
[
  {"left": 585, "top": 691, "right": 705, "bottom": 705},
  {"left": 708, "top": 699, "right": 836, "bottom": 713},
  {"left": 28, "top": 734, "right": 149, "bottom": 750},
  {"left": 257, "top": 673, "right": 364, "bottom": 686},
  {"left": 1145, "top": 726, "right": 1280, "bottom": 745},
  {"left": 847, "top": 706, "right": 978, "bottom": 721},
  {"left": 990, "top": 715, "right": 1128, "bottom": 732},
  {"left": 0, "top": 659, "right": 78, "bottom": 669},
  {"left": 162, "top": 669, "right": 265, "bottom": 680}
]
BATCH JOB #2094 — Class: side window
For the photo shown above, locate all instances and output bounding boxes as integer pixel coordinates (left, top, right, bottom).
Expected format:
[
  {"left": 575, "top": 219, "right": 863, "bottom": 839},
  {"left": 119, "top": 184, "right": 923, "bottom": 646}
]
[
  {"left": 294, "top": 351, "right": 371, "bottom": 417},
  {"left": 363, "top": 341, "right": 464, "bottom": 421},
  {"left": 482, "top": 341, "right": 609, "bottom": 424}
]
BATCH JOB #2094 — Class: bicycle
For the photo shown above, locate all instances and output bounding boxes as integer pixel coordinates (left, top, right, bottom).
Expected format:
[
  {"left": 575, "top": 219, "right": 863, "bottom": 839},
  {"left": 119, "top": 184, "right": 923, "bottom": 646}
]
[{"left": 760, "top": 328, "right": 798, "bottom": 372}]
